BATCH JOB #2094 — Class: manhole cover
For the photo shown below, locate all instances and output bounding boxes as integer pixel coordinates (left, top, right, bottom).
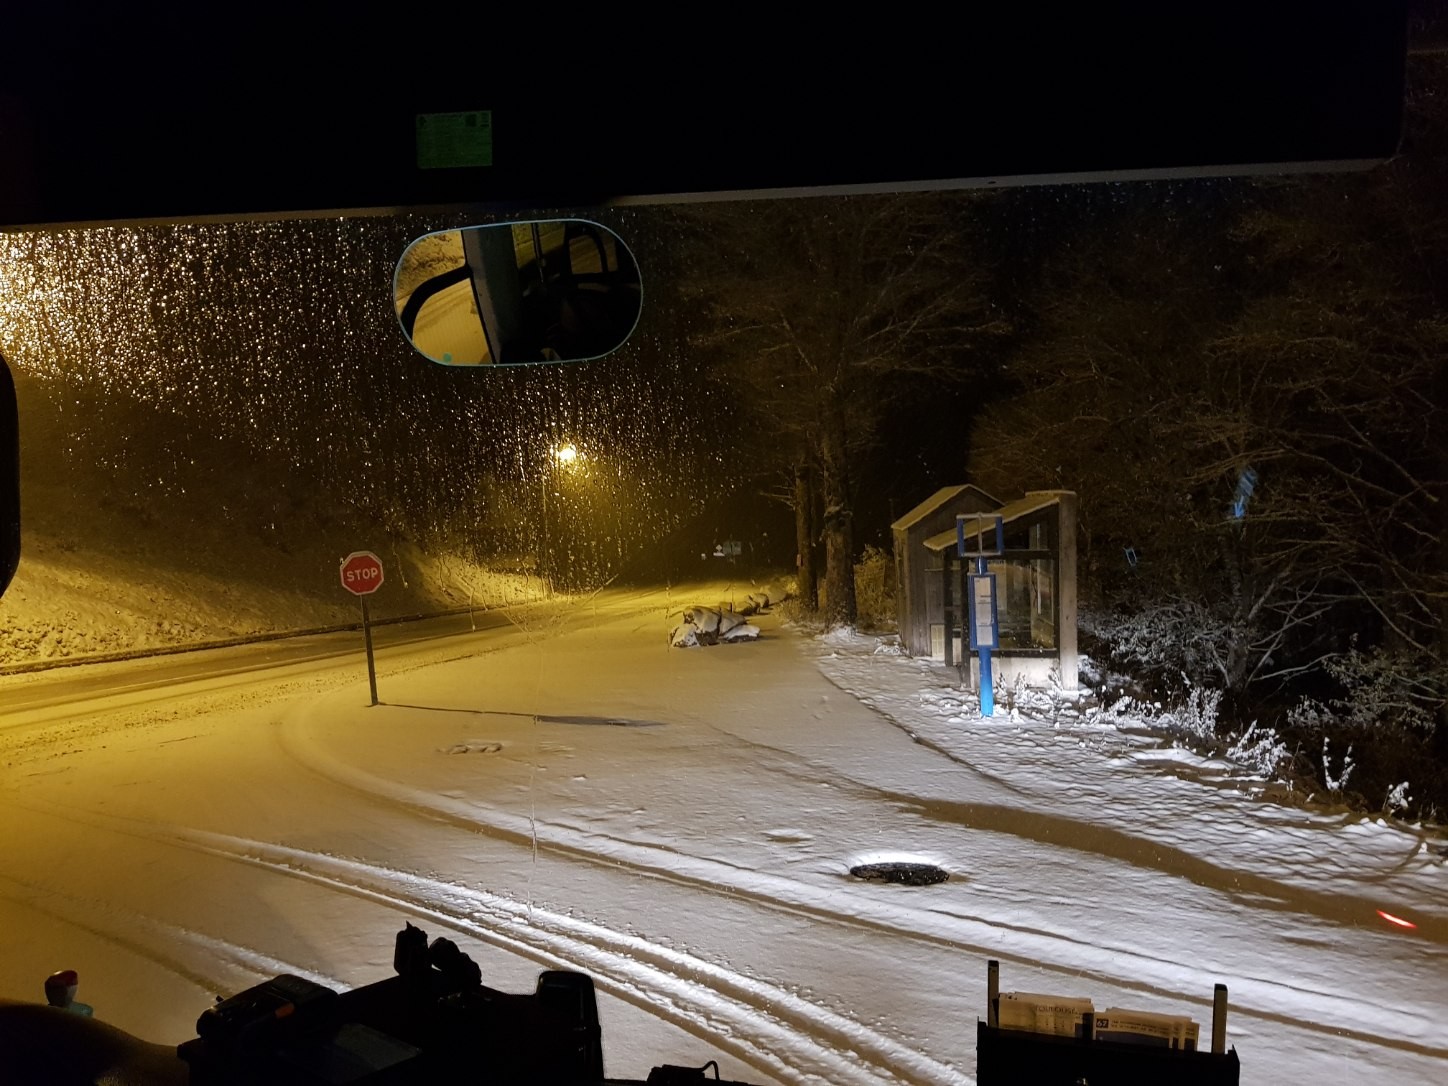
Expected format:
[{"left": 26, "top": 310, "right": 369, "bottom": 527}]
[{"left": 850, "top": 862, "right": 949, "bottom": 886}]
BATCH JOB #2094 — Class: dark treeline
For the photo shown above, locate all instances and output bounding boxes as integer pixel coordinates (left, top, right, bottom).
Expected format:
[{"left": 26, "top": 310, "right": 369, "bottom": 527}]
[
  {"left": 675, "top": 57, "right": 1448, "bottom": 816},
  {"left": 964, "top": 57, "right": 1448, "bottom": 814}
]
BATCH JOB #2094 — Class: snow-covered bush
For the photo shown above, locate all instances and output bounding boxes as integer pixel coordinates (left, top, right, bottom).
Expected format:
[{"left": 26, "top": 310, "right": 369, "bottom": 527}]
[
  {"left": 1167, "top": 684, "right": 1221, "bottom": 744},
  {"left": 1383, "top": 781, "right": 1412, "bottom": 816},
  {"left": 1081, "top": 602, "right": 1234, "bottom": 690},
  {"left": 1322, "top": 736, "right": 1355, "bottom": 796},
  {"left": 1286, "top": 697, "right": 1337, "bottom": 733},
  {"left": 1004, "top": 671, "right": 1029, "bottom": 717},
  {"left": 852, "top": 545, "right": 897, "bottom": 633},
  {"left": 1087, "top": 683, "right": 1224, "bottom": 749},
  {"left": 1324, "top": 644, "right": 1444, "bottom": 734},
  {"left": 1090, "top": 694, "right": 1161, "bottom": 729},
  {"left": 1285, "top": 646, "right": 1444, "bottom": 739},
  {"left": 1225, "top": 722, "right": 1292, "bottom": 780},
  {"left": 997, "top": 671, "right": 1066, "bottom": 722},
  {"left": 1088, "top": 692, "right": 1146, "bottom": 726},
  {"left": 1279, "top": 697, "right": 1439, "bottom": 814}
]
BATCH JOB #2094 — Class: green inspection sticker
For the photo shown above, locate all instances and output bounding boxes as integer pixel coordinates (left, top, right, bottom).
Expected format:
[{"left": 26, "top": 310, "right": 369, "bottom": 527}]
[{"left": 415, "top": 111, "right": 493, "bottom": 169}]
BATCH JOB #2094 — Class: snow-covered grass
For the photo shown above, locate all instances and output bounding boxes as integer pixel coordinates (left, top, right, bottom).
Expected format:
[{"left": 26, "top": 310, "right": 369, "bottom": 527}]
[
  {"left": 1224, "top": 722, "right": 1293, "bottom": 781},
  {"left": 0, "top": 521, "right": 547, "bottom": 669},
  {"left": 1081, "top": 608, "right": 1448, "bottom": 822}
]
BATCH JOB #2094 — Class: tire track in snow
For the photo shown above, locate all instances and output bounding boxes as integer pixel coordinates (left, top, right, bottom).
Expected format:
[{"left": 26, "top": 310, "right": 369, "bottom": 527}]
[
  {"left": 176, "top": 828, "right": 968, "bottom": 1086},
  {"left": 0, "top": 868, "right": 344, "bottom": 999},
  {"left": 279, "top": 714, "right": 1448, "bottom": 1062},
  {"left": 15, "top": 799, "right": 965, "bottom": 1086}
]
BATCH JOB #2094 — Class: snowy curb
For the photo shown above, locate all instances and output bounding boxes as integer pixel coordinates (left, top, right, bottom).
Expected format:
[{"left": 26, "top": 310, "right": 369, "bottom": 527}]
[{"left": 0, "top": 599, "right": 564, "bottom": 677}]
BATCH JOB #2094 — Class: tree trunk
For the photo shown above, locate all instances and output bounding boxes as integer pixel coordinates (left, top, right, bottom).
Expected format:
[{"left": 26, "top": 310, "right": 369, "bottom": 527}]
[
  {"left": 820, "top": 408, "right": 857, "bottom": 626},
  {"left": 793, "top": 461, "right": 819, "bottom": 611},
  {"left": 1437, "top": 356, "right": 1448, "bottom": 743}
]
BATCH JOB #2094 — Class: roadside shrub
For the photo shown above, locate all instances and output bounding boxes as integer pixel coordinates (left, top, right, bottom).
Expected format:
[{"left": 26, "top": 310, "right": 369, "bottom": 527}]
[
  {"left": 1095, "top": 681, "right": 1223, "bottom": 746},
  {"left": 1081, "top": 602, "right": 1233, "bottom": 692},
  {"left": 1383, "top": 781, "right": 1412, "bottom": 816},
  {"left": 1090, "top": 684, "right": 1223, "bottom": 747},
  {"left": 1272, "top": 693, "right": 1448, "bottom": 819},
  {"left": 1323, "top": 644, "right": 1446, "bottom": 735},
  {"left": 1320, "top": 736, "right": 1356, "bottom": 795},
  {"left": 1084, "top": 601, "right": 1448, "bottom": 821},
  {"left": 779, "top": 574, "right": 824, "bottom": 628},
  {"left": 1165, "top": 683, "right": 1222, "bottom": 744},
  {"left": 1225, "top": 722, "right": 1293, "bottom": 780},
  {"left": 853, "top": 545, "right": 897, "bottom": 633}
]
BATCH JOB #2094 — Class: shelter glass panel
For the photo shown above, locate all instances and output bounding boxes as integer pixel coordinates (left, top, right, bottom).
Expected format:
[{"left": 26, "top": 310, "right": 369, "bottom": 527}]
[{"left": 985, "top": 557, "right": 1057, "bottom": 650}]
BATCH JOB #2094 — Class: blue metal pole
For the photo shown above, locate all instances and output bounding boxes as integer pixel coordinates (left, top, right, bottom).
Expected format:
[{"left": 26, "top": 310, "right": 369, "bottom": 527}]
[{"left": 977, "top": 555, "right": 993, "bottom": 716}]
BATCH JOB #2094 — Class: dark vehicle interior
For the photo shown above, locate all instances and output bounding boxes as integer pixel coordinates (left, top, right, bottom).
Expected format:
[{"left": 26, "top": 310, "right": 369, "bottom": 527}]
[{"left": 395, "top": 219, "right": 643, "bottom": 366}]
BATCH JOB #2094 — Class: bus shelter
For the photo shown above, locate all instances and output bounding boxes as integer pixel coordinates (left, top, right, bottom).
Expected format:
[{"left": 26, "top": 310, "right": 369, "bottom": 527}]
[{"left": 918, "top": 490, "right": 1078, "bottom": 693}]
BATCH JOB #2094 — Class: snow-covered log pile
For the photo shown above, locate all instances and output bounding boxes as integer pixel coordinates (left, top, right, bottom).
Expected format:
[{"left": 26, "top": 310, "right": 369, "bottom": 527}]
[
  {"left": 670, "top": 589, "right": 780, "bottom": 648},
  {"left": 670, "top": 606, "right": 760, "bottom": 648}
]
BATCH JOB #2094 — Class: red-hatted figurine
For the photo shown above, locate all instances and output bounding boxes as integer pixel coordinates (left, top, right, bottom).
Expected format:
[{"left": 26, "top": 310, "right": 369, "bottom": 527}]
[{"left": 43, "top": 970, "right": 93, "bottom": 1017}]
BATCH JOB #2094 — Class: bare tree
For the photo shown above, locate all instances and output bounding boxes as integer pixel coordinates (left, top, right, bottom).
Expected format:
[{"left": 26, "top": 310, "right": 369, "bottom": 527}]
[
  {"left": 971, "top": 132, "right": 1448, "bottom": 730},
  {"left": 1194, "top": 177, "right": 1448, "bottom": 721},
  {"left": 681, "top": 194, "right": 1005, "bottom": 624}
]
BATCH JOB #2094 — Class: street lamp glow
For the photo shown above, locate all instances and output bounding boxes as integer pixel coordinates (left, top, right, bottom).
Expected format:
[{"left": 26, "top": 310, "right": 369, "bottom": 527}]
[{"left": 552, "top": 443, "right": 579, "bottom": 465}]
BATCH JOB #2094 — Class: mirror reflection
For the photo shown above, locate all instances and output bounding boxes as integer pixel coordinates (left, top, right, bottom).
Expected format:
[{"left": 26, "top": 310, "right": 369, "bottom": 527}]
[{"left": 394, "top": 219, "right": 642, "bottom": 366}]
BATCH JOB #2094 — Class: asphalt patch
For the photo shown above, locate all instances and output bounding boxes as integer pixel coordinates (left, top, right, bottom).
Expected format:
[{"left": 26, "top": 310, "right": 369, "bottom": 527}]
[{"left": 850, "top": 862, "right": 949, "bottom": 886}]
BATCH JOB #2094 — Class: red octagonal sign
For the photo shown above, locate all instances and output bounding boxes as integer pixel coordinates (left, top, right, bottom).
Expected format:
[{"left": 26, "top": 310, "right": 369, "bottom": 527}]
[{"left": 340, "top": 550, "right": 385, "bottom": 596}]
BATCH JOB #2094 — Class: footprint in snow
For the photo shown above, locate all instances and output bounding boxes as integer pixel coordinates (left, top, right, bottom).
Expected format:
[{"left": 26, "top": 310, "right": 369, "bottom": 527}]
[
  {"left": 440, "top": 741, "right": 503, "bottom": 755},
  {"left": 764, "top": 829, "right": 814, "bottom": 844}
]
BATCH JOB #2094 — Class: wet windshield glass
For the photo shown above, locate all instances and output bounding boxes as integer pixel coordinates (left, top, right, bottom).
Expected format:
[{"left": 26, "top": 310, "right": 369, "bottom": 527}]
[{"left": 2, "top": 65, "right": 1447, "bottom": 1085}]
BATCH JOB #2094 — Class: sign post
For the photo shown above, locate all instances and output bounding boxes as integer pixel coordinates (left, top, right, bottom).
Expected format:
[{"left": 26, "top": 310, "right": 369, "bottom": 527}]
[
  {"left": 958, "top": 514, "right": 1004, "bottom": 717},
  {"left": 339, "top": 551, "right": 385, "bottom": 706},
  {"left": 968, "top": 566, "right": 1000, "bottom": 716}
]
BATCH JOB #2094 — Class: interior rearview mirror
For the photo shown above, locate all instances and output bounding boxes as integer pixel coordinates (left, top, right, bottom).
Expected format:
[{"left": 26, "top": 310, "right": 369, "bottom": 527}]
[{"left": 394, "top": 219, "right": 642, "bottom": 366}]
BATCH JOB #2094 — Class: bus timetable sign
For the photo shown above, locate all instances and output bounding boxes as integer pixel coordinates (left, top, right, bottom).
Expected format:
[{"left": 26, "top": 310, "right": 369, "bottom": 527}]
[{"left": 340, "top": 551, "right": 384, "bottom": 596}]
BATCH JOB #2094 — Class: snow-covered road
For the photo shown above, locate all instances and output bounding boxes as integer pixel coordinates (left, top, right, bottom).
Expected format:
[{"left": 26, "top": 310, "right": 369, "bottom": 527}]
[{"left": 1, "top": 581, "right": 1444, "bottom": 1084}]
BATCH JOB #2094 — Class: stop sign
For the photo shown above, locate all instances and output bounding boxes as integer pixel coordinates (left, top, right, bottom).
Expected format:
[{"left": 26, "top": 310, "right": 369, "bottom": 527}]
[{"left": 340, "top": 551, "right": 385, "bottom": 596}]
